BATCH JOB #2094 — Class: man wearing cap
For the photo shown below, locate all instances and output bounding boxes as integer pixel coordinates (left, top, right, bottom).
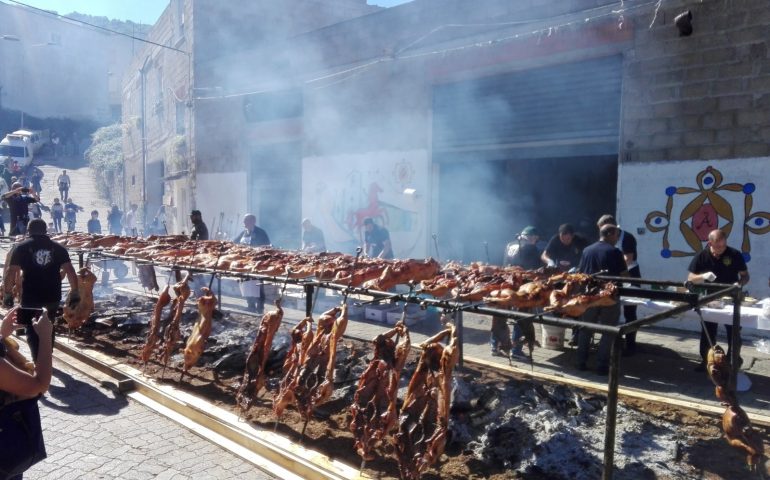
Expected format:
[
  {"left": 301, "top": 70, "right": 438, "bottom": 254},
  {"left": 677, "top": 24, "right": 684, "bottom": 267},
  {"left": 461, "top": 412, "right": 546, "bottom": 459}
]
[
  {"left": 1, "top": 182, "right": 39, "bottom": 235},
  {"left": 575, "top": 224, "right": 628, "bottom": 375},
  {"left": 2, "top": 218, "right": 79, "bottom": 360},
  {"left": 190, "top": 210, "right": 209, "bottom": 240},
  {"left": 505, "top": 226, "right": 543, "bottom": 269},
  {"left": 301, "top": 218, "right": 325, "bottom": 253},
  {"left": 597, "top": 214, "right": 642, "bottom": 356}
]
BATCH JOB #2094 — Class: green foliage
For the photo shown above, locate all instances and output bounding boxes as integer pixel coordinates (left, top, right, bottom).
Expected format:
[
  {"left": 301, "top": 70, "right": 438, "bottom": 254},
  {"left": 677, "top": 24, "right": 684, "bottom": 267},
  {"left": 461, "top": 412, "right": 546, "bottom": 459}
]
[{"left": 85, "top": 123, "right": 123, "bottom": 202}]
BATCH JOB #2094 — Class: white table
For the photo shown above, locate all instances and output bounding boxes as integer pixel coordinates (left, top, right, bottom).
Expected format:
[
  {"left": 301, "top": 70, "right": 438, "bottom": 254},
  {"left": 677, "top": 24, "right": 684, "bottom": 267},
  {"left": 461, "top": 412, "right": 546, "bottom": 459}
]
[{"left": 623, "top": 298, "right": 770, "bottom": 331}]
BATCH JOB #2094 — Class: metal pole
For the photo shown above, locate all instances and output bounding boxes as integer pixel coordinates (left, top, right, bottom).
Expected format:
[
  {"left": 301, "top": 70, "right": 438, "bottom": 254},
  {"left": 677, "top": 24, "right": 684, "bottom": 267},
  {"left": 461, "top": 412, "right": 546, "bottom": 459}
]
[
  {"left": 455, "top": 309, "right": 464, "bottom": 368},
  {"left": 78, "top": 252, "right": 84, "bottom": 269},
  {"left": 217, "top": 275, "right": 222, "bottom": 307},
  {"left": 602, "top": 334, "right": 623, "bottom": 480},
  {"left": 305, "top": 284, "right": 314, "bottom": 317},
  {"left": 730, "top": 288, "right": 742, "bottom": 391}
]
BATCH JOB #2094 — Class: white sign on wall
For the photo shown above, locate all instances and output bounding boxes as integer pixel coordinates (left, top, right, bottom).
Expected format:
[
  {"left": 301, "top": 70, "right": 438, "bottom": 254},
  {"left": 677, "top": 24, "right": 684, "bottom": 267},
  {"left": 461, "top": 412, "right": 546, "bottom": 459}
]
[
  {"left": 302, "top": 150, "right": 430, "bottom": 258},
  {"left": 618, "top": 157, "right": 770, "bottom": 298}
]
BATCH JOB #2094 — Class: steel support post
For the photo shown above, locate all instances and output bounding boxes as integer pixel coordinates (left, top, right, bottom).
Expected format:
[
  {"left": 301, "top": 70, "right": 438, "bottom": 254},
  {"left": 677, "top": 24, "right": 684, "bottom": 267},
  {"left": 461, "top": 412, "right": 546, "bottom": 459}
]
[
  {"left": 217, "top": 275, "right": 222, "bottom": 307},
  {"left": 455, "top": 309, "right": 464, "bottom": 368},
  {"left": 602, "top": 333, "right": 623, "bottom": 480},
  {"left": 305, "top": 284, "right": 314, "bottom": 317},
  {"left": 78, "top": 252, "right": 84, "bottom": 269},
  {"left": 730, "top": 289, "right": 742, "bottom": 391}
]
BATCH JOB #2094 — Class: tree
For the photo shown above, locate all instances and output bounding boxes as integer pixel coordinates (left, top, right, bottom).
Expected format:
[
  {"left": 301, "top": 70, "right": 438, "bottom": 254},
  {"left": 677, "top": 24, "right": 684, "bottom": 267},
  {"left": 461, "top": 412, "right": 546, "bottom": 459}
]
[{"left": 85, "top": 123, "right": 123, "bottom": 203}]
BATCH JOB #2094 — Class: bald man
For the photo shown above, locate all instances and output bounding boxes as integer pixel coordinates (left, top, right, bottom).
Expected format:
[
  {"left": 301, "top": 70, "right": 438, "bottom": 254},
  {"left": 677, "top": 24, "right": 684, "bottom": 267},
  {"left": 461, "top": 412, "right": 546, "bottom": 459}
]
[{"left": 688, "top": 229, "right": 749, "bottom": 370}]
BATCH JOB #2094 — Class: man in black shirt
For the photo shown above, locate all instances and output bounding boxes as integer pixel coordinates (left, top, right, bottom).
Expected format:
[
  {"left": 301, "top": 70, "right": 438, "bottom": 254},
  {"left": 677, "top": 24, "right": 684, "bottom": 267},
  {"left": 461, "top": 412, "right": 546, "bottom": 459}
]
[
  {"left": 2, "top": 183, "right": 39, "bottom": 235},
  {"left": 301, "top": 218, "right": 326, "bottom": 253},
  {"left": 363, "top": 217, "right": 393, "bottom": 259},
  {"left": 576, "top": 224, "right": 628, "bottom": 375},
  {"left": 541, "top": 223, "right": 587, "bottom": 271},
  {"left": 190, "top": 210, "right": 209, "bottom": 240},
  {"left": 687, "top": 228, "right": 749, "bottom": 369},
  {"left": 3, "top": 219, "right": 79, "bottom": 360},
  {"left": 597, "top": 214, "right": 642, "bottom": 355}
]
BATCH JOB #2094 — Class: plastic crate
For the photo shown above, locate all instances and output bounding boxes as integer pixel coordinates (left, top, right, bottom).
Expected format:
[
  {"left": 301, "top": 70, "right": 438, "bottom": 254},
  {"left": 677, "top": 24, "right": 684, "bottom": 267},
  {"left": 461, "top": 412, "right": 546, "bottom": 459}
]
[{"left": 365, "top": 305, "right": 399, "bottom": 322}]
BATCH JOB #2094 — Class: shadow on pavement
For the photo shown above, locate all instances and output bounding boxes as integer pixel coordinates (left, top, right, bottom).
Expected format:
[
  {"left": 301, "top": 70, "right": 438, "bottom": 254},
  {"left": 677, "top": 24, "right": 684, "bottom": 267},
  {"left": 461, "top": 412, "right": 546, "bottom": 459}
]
[{"left": 42, "top": 368, "right": 129, "bottom": 416}]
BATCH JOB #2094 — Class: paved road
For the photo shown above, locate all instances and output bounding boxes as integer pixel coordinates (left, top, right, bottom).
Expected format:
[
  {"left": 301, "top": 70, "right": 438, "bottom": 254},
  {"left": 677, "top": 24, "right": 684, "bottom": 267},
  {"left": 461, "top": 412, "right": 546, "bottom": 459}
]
[{"left": 12, "top": 341, "right": 275, "bottom": 480}]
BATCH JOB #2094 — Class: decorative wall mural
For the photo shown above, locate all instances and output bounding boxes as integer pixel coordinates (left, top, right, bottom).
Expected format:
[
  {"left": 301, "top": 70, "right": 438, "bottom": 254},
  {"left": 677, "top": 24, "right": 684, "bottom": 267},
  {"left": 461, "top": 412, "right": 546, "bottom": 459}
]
[{"left": 644, "top": 166, "right": 770, "bottom": 261}]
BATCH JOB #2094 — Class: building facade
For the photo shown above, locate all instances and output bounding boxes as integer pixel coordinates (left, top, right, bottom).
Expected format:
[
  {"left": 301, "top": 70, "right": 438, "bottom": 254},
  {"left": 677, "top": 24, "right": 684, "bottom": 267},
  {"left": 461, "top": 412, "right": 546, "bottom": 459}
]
[
  {"left": 0, "top": 1, "right": 135, "bottom": 122},
  {"left": 122, "top": 0, "right": 770, "bottom": 296}
]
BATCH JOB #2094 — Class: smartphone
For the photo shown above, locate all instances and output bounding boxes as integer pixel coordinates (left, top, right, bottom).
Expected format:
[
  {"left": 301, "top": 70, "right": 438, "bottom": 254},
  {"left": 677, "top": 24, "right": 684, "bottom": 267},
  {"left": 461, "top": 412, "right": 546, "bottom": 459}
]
[{"left": 17, "top": 307, "right": 44, "bottom": 326}]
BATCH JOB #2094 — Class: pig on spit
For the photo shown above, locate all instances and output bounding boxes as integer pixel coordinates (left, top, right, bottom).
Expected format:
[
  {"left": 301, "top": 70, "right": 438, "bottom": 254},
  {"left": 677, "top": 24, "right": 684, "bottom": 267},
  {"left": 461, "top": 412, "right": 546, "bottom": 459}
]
[
  {"left": 62, "top": 267, "right": 98, "bottom": 329},
  {"left": 706, "top": 344, "right": 737, "bottom": 406},
  {"left": 273, "top": 316, "right": 314, "bottom": 419},
  {"left": 236, "top": 299, "right": 284, "bottom": 413},
  {"left": 159, "top": 274, "right": 192, "bottom": 372},
  {"left": 181, "top": 287, "right": 218, "bottom": 378},
  {"left": 722, "top": 404, "right": 766, "bottom": 471},
  {"left": 394, "top": 320, "right": 459, "bottom": 480},
  {"left": 292, "top": 305, "right": 348, "bottom": 423},
  {"left": 350, "top": 321, "right": 411, "bottom": 461},
  {"left": 141, "top": 284, "right": 172, "bottom": 366}
]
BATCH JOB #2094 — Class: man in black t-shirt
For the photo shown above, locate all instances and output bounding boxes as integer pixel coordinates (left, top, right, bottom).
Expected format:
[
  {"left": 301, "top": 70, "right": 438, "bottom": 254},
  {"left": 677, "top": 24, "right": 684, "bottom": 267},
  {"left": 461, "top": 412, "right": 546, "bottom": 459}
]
[
  {"left": 301, "top": 218, "right": 326, "bottom": 253},
  {"left": 190, "top": 210, "right": 209, "bottom": 240},
  {"left": 597, "top": 214, "right": 642, "bottom": 355},
  {"left": 363, "top": 217, "right": 393, "bottom": 259},
  {"left": 2, "top": 183, "right": 39, "bottom": 235},
  {"left": 541, "top": 223, "right": 587, "bottom": 271},
  {"left": 575, "top": 224, "right": 628, "bottom": 375},
  {"left": 687, "top": 228, "right": 749, "bottom": 369},
  {"left": 3, "top": 219, "right": 79, "bottom": 360}
]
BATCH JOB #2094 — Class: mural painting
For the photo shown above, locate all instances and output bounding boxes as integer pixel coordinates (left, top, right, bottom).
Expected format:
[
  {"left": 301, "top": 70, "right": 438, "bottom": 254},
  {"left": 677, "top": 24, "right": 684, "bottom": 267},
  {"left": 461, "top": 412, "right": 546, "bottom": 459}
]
[
  {"left": 302, "top": 150, "right": 429, "bottom": 258},
  {"left": 644, "top": 165, "right": 770, "bottom": 262}
]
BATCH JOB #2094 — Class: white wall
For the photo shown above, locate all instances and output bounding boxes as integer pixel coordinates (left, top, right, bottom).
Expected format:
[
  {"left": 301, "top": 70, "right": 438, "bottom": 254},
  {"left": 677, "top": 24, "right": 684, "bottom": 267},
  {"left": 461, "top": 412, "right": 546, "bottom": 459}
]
[
  {"left": 302, "top": 149, "right": 430, "bottom": 258},
  {"left": 618, "top": 157, "right": 770, "bottom": 299},
  {"left": 195, "top": 172, "right": 248, "bottom": 239}
]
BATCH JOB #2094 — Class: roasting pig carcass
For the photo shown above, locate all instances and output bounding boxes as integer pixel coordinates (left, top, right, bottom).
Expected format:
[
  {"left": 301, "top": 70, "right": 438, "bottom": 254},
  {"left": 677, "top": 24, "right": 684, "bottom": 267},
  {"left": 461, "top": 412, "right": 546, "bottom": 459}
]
[
  {"left": 236, "top": 300, "right": 285, "bottom": 412},
  {"left": 182, "top": 287, "right": 218, "bottom": 375},
  {"left": 273, "top": 316, "right": 315, "bottom": 418},
  {"left": 722, "top": 404, "right": 765, "bottom": 470},
  {"left": 62, "top": 267, "right": 98, "bottom": 329},
  {"left": 141, "top": 285, "right": 172, "bottom": 365},
  {"left": 350, "top": 322, "right": 411, "bottom": 461},
  {"left": 707, "top": 344, "right": 736, "bottom": 406},
  {"left": 394, "top": 321, "right": 459, "bottom": 480},
  {"left": 292, "top": 305, "right": 349, "bottom": 421},
  {"left": 160, "top": 274, "right": 192, "bottom": 369},
  {"left": 363, "top": 259, "right": 441, "bottom": 292}
]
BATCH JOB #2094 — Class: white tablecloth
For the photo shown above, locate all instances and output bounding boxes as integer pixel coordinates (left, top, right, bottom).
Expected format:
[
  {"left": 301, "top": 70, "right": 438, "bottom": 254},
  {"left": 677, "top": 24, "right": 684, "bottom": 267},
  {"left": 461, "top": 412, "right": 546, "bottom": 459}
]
[{"left": 623, "top": 298, "right": 770, "bottom": 331}]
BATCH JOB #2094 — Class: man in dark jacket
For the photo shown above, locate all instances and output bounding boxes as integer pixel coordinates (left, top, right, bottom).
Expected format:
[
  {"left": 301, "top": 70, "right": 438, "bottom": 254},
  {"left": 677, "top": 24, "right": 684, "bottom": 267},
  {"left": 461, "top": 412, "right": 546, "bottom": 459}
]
[
  {"left": 234, "top": 214, "right": 270, "bottom": 313},
  {"left": 190, "top": 210, "right": 209, "bottom": 240}
]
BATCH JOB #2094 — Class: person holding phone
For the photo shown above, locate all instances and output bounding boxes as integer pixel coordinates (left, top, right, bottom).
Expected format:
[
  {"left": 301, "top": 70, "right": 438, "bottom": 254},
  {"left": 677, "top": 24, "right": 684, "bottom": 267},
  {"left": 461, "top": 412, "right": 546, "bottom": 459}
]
[{"left": 2, "top": 219, "right": 79, "bottom": 360}]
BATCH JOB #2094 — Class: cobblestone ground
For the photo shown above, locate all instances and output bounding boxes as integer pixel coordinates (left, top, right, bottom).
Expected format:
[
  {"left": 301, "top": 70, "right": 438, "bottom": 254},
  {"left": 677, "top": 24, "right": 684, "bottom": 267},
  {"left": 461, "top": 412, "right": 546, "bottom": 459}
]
[{"left": 24, "top": 353, "right": 274, "bottom": 480}]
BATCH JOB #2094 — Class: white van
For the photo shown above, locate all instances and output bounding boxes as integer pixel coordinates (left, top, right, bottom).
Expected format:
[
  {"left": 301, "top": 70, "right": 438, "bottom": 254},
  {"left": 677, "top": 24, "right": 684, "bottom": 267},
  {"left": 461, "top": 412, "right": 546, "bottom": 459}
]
[{"left": 0, "top": 129, "right": 48, "bottom": 167}]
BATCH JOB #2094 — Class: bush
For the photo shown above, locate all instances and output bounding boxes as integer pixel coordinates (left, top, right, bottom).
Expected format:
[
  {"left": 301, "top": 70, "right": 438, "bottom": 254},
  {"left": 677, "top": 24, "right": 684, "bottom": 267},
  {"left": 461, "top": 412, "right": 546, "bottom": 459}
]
[{"left": 85, "top": 123, "right": 123, "bottom": 202}]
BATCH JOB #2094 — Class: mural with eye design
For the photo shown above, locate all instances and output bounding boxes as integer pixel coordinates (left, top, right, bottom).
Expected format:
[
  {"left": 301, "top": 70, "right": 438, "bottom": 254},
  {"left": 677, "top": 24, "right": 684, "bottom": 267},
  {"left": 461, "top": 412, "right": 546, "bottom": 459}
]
[{"left": 644, "top": 166, "right": 770, "bottom": 262}]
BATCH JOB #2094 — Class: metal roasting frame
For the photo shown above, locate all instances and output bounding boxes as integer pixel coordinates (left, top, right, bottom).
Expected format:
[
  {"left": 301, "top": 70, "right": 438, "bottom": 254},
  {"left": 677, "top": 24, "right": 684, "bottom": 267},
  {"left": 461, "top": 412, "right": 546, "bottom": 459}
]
[{"left": 68, "top": 247, "right": 744, "bottom": 480}]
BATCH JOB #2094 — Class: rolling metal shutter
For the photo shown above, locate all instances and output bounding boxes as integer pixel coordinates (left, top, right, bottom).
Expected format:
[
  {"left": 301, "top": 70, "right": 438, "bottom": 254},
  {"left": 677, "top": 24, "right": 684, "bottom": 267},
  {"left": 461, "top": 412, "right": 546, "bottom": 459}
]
[{"left": 432, "top": 55, "right": 622, "bottom": 161}]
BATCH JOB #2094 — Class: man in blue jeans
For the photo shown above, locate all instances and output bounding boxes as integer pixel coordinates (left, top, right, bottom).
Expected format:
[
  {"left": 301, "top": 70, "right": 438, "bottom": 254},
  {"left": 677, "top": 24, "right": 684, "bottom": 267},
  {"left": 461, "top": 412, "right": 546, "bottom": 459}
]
[{"left": 575, "top": 224, "right": 628, "bottom": 375}]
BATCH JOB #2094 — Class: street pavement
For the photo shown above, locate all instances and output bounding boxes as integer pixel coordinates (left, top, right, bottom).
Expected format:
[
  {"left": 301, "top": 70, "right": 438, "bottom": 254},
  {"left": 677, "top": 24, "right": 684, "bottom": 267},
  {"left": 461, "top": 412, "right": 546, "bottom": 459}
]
[{"left": 12, "top": 340, "right": 275, "bottom": 480}]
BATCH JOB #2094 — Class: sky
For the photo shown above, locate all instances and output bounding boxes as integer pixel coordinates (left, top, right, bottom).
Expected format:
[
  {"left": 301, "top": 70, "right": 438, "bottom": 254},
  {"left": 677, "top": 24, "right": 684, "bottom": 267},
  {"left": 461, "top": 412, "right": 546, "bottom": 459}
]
[{"left": 9, "top": 0, "right": 412, "bottom": 25}]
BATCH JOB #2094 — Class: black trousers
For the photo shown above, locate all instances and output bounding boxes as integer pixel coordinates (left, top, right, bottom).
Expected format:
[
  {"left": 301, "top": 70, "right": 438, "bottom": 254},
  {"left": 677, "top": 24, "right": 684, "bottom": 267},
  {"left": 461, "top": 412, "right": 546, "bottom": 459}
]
[{"left": 18, "top": 303, "right": 59, "bottom": 362}]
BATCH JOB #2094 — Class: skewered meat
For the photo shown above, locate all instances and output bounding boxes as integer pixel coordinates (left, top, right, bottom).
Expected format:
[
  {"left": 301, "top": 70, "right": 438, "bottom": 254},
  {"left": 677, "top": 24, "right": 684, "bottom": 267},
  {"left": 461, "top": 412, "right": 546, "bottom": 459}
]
[
  {"left": 137, "top": 264, "right": 159, "bottom": 291},
  {"left": 293, "top": 305, "right": 349, "bottom": 420},
  {"left": 350, "top": 322, "right": 411, "bottom": 461},
  {"left": 706, "top": 344, "right": 736, "bottom": 406},
  {"left": 159, "top": 274, "right": 191, "bottom": 369},
  {"left": 483, "top": 280, "right": 552, "bottom": 309},
  {"left": 548, "top": 280, "right": 618, "bottom": 318},
  {"left": 141, "top": 285, "right": 172, "bottom": 364},
  {"left": 62, "top": 267, "right": 98, "bottom": 329},
  {"left": 236, "top": 300, "right": 285, "bottom": 412},
  {"left": 364, "top": 259, "right": 441, "bottom": 292},
  {"left": 273, "top": 316, "right": 315, "bottom": 418},
  {"left": 2, "top": 336, "right": 34, "bottom": 374},
  {"left": 722, "top": 404, "right": 765, "bottom": 470},
  {"left": 394, "top": 322, "right": 459, "bottom": 480},
  {"left": 182, "top": 287, "right": 217, "bottom": 375}
]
